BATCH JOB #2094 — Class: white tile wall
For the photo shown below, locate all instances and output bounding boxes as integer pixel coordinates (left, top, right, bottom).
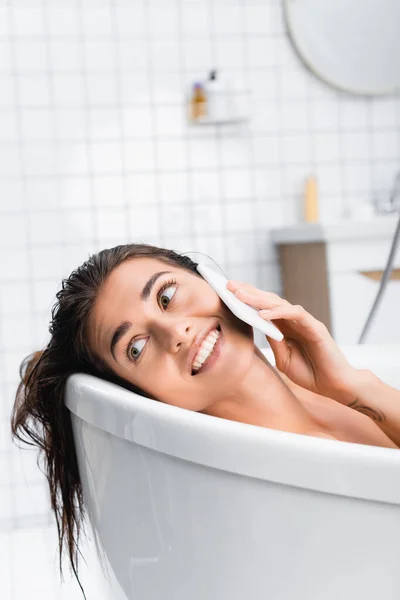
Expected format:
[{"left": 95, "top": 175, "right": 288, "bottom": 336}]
[
  {"left": 1, "top": 2, "right": 400, "bottom": 595},
  {"left": 0, "top": 522, "right": 110, "bottom": 600}
]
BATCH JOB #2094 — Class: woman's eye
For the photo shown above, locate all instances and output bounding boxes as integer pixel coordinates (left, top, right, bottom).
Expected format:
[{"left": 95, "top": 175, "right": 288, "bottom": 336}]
[
  {"left": 127, "top": 283, "right": 177, "bottom": 362},
  {"left": 129, "top": 338, "right": 147, "bottom": 361},
  {"left": 159, "top": 285, "right": 177, "bottom": 309}
]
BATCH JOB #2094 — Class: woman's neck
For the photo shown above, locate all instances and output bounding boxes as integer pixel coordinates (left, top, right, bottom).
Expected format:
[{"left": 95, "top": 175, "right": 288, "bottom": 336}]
[{"left": 201, "top": 346, "right": 319, "bottom": 435}]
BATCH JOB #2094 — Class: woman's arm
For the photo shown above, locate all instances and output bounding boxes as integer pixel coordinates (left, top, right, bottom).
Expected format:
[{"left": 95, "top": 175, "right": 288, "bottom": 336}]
[
  {"left": 225, "top": 280, "right": 400, "bottom": 447},
  {"left": 341, "top": 369, "right": 400, "bottom": 448}
]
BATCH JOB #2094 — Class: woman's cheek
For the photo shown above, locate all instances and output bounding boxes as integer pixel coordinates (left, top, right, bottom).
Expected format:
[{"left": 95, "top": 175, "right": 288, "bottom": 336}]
[{"left": 221, "top": 302, "right": 253, "bottom": 338}]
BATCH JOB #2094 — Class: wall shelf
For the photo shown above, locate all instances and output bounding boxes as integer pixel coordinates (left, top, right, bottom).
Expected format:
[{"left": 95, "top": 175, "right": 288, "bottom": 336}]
[
  {"left": 187, "top": 84, "right": 251, "bottom": 127},
  {"left": 190, "top": 116, "right": 249, "bottom": 126}
]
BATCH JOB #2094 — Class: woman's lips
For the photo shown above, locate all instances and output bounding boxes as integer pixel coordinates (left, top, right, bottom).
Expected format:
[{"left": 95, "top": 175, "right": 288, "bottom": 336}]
[{"left": 192, "top": 327, "right": 223, "bottom": 376}]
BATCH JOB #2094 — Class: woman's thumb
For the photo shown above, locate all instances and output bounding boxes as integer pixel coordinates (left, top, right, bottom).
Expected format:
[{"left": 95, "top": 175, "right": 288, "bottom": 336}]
[{"left": 265, "top": 335, "right": 289, "bottom": 368}]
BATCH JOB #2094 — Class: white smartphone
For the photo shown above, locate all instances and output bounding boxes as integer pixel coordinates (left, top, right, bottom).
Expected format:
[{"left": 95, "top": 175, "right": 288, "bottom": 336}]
[{"left": 196, "top": 263, "right": 283, "bottom": 342}]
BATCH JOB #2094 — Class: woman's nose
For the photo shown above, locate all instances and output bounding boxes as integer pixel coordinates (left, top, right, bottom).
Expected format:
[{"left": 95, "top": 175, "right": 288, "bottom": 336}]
[{"left": 153, "top": 319, "right": 191, "bottom": 351}]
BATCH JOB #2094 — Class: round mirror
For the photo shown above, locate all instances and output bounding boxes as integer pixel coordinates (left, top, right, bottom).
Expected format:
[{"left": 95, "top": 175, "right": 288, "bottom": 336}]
[{"left": 284, "top": 0, "right": 400, "bottom": 95}]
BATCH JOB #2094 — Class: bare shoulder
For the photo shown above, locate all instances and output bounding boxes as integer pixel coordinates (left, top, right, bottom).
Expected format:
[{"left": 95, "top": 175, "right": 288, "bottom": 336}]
[{"left": 308, "top": 431, "right": 338, "bottom": 441}]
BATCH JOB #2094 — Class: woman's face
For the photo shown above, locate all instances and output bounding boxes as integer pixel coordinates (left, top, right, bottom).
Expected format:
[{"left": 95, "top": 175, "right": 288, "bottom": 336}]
[{"left": 87, "top": 257, "right": 255, "bottom": 411}]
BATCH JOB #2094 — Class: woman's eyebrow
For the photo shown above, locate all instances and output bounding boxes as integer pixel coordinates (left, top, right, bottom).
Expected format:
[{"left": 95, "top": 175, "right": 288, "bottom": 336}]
[
  {"left": 109, "top": 270, "right": 172, "bottom": 360},
  {"left": 140, "top": 270, "right": 172, "bottom": 300}
]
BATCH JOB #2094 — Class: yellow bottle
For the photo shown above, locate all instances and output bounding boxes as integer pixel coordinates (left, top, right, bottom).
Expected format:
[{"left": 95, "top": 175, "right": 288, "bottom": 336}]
[
  {"left": 190, "top": 82, "right": 207, "bottom": 122},
  {"left": 304, "top": 175, "right": 319, "bottom": 223}
]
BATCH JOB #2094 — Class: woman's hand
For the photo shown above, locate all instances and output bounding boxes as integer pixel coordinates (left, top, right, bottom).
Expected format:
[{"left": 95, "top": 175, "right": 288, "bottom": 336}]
[{"left": 226, "top": 280, "right": 358, "bottom": 403}]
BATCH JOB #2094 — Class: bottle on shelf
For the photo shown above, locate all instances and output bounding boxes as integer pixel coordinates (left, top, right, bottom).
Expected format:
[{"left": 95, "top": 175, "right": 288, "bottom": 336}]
[
  {"left": 189, "top": 82, "right": 207, "bottom": 122},
  {"left": 304, "top": 174, "right": 319, "bottom": 223}
]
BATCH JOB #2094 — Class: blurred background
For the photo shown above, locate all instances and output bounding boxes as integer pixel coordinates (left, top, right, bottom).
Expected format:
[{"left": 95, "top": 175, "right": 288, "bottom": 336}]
[{"left": 1, "top": 0, "right": 400, "bottom": 598}]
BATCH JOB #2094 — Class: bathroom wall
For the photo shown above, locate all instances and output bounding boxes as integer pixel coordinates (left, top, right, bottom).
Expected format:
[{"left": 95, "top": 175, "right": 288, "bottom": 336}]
[{"left": 1, "top": 0, "right": 400, "bottom": 570}]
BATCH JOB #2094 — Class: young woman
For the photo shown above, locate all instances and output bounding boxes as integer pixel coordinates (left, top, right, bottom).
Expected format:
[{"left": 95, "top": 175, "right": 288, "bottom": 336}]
[{"left": 11, "top": 243, "right": 400, "bottom": 595}]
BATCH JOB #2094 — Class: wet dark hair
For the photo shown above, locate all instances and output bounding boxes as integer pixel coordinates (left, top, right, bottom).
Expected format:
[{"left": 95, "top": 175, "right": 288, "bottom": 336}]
[{"left": 10, "top": 243, "right": 199, "bottom": 597}]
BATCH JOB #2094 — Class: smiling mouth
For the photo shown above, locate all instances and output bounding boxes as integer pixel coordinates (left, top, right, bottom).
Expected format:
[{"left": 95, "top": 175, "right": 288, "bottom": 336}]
[{"left": 191, "top": 323, "right": 222, "bottom": 376}]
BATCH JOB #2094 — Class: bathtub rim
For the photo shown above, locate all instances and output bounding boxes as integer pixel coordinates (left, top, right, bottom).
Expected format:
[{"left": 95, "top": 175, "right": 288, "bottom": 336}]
[{"left": 65, "top": 366, "right": 400, "bottom": 506}]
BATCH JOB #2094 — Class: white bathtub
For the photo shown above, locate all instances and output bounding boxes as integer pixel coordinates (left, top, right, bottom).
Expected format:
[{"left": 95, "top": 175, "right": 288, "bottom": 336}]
[{"left": 65, "top": 345, "right": 400, "bottom": 600}]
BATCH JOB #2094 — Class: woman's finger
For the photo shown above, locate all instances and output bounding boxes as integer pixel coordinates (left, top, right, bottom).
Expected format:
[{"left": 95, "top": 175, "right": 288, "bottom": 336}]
[
  {"left": 228, "top": 280, "right": 280, "bottom": 299},
  {"left": 265, "top": 333, "right": 291, "bottom": 367},
  {"left": 226, "top": 280, "right": 252, "bottom": 292},
  {"left": 226, "top": 280, "right": 326, "bottom": 342},
  {"left": 259, "top": 304, "right": 327, "bottom": 341},
  {"left": 227, "top": 281, "right": 286, "bottom": 310}
]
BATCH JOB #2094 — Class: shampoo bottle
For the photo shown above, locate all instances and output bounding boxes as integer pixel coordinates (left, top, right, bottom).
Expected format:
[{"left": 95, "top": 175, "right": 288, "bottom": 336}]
[
  {"left": 189, "top": 82, "right": 207, "bottom": 122},
  {"left": 304, "top": 175, "right": 319, "bottom": 223}
]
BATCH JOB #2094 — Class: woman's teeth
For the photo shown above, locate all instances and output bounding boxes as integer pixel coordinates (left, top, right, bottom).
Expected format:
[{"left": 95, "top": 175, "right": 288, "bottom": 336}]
[{"left": 192, "top": 328, "right": 220, "bottom": 374}]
